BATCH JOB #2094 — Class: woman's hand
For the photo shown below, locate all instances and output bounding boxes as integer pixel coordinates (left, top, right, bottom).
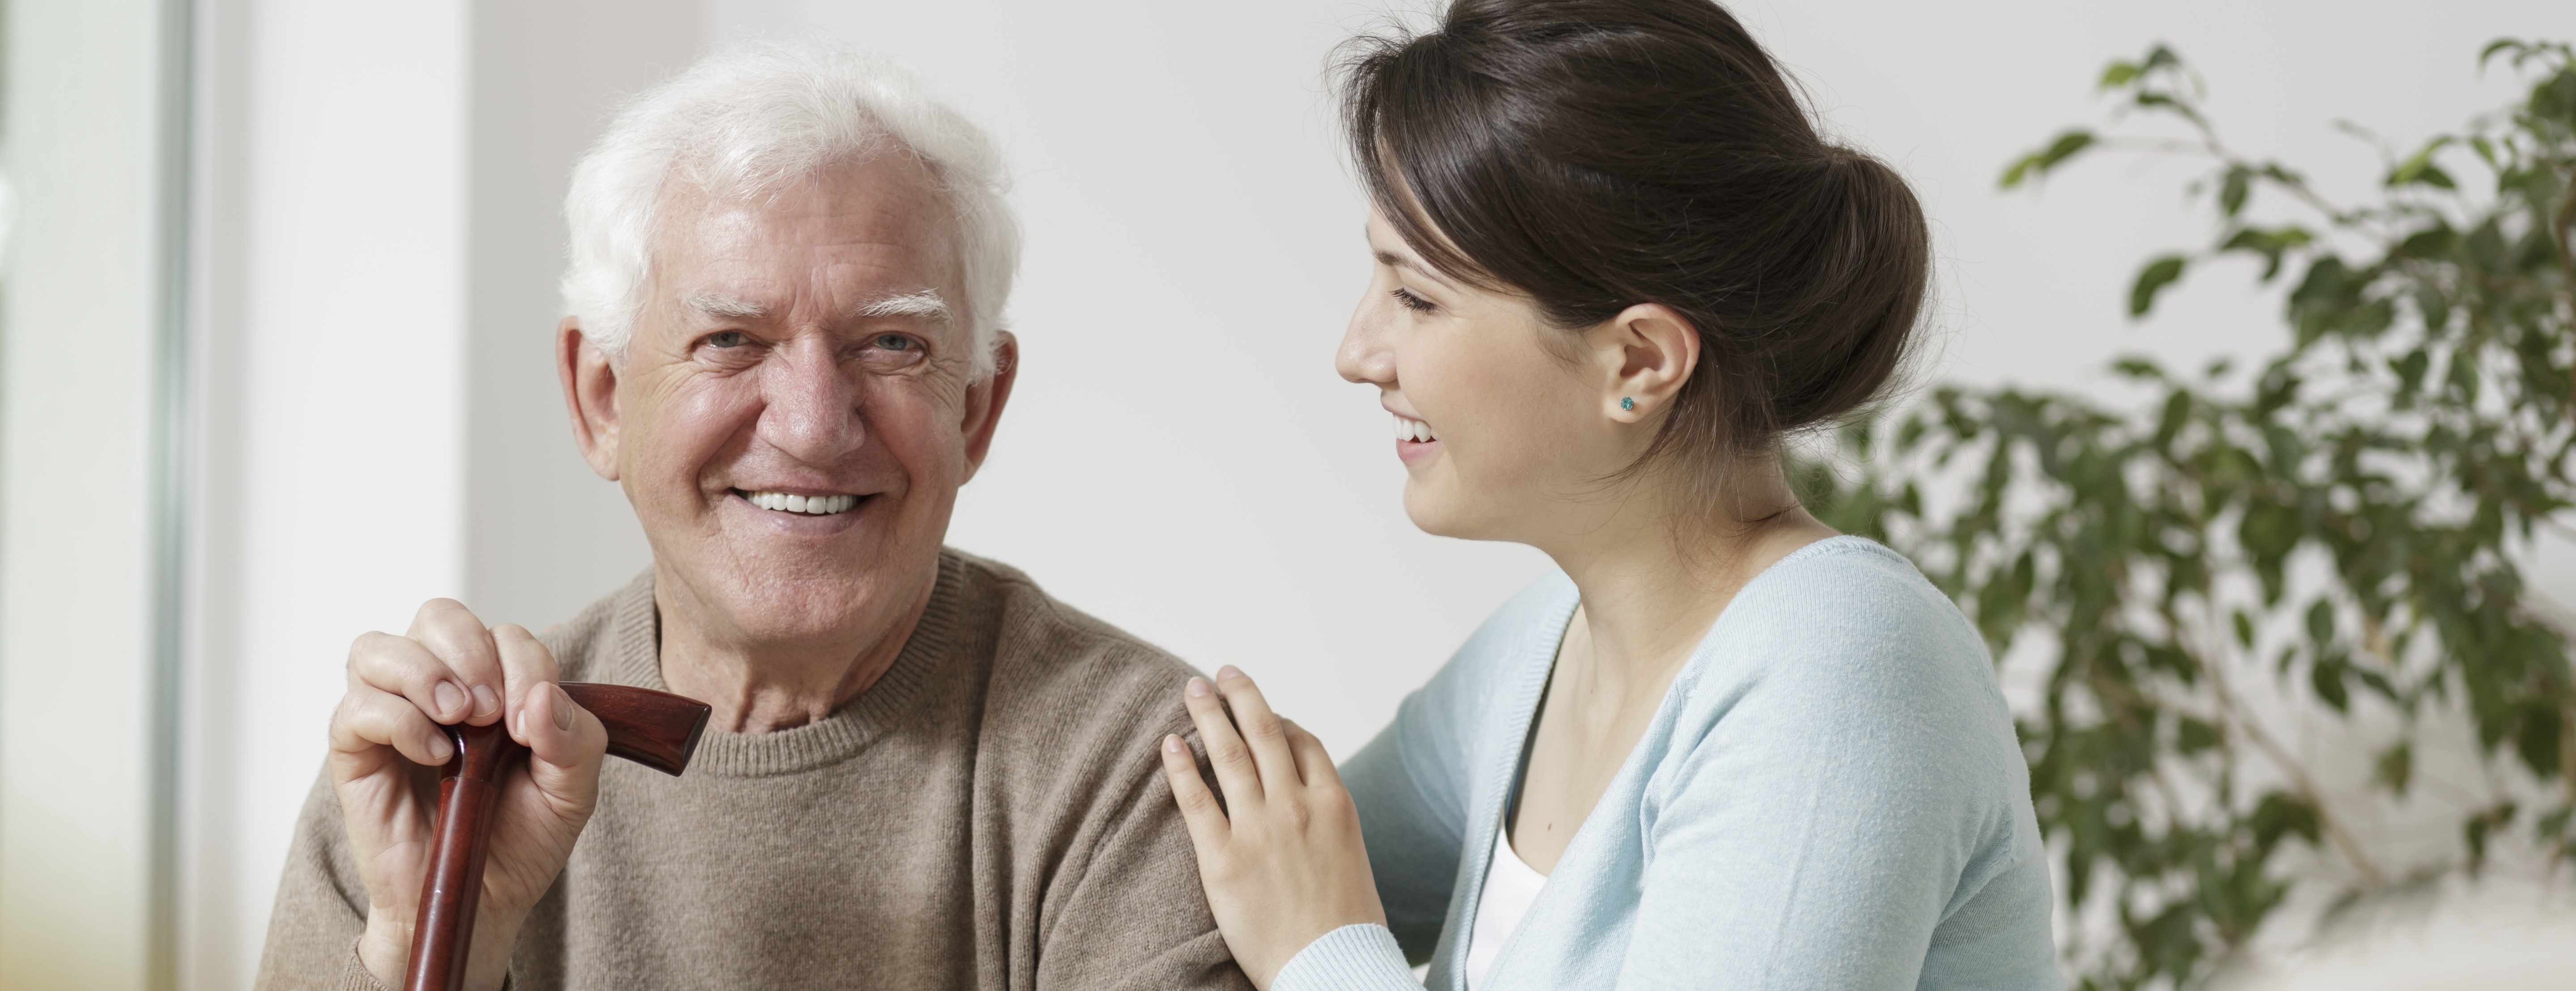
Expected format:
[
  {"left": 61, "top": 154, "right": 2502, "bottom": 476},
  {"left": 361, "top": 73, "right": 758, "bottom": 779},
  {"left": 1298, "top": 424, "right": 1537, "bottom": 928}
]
[
  {"left": 1161, "top": 666, "right": 1387, "bottom": 990},
  {"left": 330, "top": 599, "right": 610, "bottom": 991}
]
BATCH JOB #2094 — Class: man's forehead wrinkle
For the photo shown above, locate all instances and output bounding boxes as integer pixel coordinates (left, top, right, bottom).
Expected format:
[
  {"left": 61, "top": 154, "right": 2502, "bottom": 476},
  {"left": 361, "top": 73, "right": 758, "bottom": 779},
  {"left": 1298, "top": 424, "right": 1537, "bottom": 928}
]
[{"left": 643, "top": 158, "right": 970, "bottom": 345}]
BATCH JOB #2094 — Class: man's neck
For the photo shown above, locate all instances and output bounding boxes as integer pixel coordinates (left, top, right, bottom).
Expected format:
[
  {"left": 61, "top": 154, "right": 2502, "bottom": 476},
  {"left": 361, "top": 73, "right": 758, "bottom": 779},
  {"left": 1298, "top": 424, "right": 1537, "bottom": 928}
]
[{"left": 648, "top": 566, "right": 936, "bottom": 734}]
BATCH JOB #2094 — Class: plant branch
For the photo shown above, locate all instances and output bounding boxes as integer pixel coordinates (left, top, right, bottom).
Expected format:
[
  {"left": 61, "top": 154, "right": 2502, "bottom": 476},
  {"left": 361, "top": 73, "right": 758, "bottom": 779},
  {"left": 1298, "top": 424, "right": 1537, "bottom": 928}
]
[{"left": 2196, "top": 627, "right": 2389, "bottom": 887}]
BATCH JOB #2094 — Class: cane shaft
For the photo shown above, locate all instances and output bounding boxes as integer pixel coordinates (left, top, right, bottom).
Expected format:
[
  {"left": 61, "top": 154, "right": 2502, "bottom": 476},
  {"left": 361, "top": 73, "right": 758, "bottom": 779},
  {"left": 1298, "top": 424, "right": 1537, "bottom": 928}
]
[{"left": 405, "top": 722, "right": 519, "bottom": 991}]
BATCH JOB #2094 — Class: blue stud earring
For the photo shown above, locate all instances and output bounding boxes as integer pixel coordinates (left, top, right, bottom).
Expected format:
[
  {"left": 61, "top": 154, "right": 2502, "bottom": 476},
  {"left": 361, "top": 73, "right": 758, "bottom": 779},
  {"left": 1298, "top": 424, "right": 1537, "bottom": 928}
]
[{"left": 1620, "top": 397, "right": 1635, "bottom": 411}]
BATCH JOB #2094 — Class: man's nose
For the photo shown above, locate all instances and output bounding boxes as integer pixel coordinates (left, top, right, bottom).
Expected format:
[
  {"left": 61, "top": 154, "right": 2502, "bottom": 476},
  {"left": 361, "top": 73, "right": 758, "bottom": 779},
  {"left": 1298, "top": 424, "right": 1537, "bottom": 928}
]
[
  {"left": 756, "top": 334, "right": 866, "bottom": 462},
  {"left": 1336, "top": 292, "right": 1398, "bottom": 386}
]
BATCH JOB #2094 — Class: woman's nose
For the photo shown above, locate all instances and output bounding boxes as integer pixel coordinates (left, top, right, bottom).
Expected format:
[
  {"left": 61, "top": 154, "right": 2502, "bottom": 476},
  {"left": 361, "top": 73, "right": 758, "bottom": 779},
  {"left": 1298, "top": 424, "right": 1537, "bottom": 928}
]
[
  {"left": 1336, "top": 292, "right": 1397, "bottom": 386},
  {"left": 756, "top": 335, "right": 866, "bottom": 462}
]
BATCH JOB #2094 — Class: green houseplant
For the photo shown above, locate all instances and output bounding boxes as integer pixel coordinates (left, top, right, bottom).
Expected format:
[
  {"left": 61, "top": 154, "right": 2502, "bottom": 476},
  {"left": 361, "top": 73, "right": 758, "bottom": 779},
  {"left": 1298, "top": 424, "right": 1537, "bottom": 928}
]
[{"left": 1805, "top": 40, "right": 2576, "bottom": 990}]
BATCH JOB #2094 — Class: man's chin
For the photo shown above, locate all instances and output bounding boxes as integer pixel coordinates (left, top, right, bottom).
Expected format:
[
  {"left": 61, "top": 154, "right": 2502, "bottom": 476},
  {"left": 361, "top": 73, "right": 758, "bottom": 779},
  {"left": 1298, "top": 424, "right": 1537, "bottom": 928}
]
[{"left": 704, "top": 565, "right": 932, "bottom": 645}]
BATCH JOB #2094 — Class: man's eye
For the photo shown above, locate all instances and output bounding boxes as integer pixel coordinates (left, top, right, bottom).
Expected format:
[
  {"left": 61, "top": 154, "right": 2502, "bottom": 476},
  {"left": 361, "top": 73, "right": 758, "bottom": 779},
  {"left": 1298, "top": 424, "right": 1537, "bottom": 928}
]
[
  {"left": 705, "top": 330, "right": 748, "bottom": 348},
  {"left": 872, "top": 334, "right": 918, "bottom": 351}
]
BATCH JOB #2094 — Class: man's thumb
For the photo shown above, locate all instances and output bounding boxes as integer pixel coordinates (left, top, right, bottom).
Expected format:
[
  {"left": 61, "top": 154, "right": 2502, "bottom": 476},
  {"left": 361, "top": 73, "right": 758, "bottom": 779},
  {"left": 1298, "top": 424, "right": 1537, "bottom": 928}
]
[{"left": 519, "top": 683, "right": 608, "bottom": 812}]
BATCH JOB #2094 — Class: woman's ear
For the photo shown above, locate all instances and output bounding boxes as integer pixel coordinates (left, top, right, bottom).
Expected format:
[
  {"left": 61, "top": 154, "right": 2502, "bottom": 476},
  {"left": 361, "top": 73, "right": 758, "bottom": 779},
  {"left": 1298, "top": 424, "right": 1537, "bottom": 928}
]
[
  {"left": 1587, "top": 303, "right": 1700, "bottom": 423},
  {"left": 556, "top": 316, "right": 623, "bottom": 481}
]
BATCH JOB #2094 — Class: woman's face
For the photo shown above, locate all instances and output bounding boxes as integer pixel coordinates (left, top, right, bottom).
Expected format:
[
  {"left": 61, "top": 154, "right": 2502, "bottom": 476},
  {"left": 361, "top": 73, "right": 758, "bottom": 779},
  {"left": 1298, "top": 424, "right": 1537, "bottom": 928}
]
[{"left": 1336, "top": 205, "right": 1642, "bottom": 543}]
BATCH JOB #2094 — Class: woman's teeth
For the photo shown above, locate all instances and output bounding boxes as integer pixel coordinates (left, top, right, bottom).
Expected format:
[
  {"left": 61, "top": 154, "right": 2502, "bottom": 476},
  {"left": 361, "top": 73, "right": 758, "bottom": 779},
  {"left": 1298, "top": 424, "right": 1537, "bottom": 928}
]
[
  {"left": 1394, "top": 416, "right": 1438, "bottom": 443},
  {"left": 746, "top": 491, "right": 859, "bottom": 515}
]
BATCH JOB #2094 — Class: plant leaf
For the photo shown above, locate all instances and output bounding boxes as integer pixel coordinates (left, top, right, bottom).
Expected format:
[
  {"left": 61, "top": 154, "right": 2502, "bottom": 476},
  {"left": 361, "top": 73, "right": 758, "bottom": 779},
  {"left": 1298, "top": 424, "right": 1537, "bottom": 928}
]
[
  {"left": 2130, "top": 255, "right": 2190, "bottom": 317},
  {"left": 2001, "top": 130, "right": 2096, "bottom": 189}
]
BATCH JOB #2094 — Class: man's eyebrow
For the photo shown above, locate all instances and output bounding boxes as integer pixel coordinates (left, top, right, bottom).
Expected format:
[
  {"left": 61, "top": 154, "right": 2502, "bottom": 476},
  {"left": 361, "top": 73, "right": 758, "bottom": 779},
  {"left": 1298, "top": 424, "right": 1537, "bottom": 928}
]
[
  {"left": 685, "top": 292, "right": 769, "bottom": 320},
  {"left": 854, "top": 289, "right": 952, "bottom": 325}
]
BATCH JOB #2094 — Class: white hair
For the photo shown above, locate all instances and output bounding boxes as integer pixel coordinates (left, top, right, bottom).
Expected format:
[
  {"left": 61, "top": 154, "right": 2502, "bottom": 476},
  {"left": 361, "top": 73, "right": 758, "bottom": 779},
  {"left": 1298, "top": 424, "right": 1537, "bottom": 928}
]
[{"left": 560, "top": 38, "right": 1018, "bottom": 377}]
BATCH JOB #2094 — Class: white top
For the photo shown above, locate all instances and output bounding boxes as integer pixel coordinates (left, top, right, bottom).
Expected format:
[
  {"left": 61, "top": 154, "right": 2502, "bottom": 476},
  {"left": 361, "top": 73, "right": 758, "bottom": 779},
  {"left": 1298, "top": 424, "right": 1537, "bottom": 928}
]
[{"left": 1463, "top": 822, "right": 1550, "bottom": 990}]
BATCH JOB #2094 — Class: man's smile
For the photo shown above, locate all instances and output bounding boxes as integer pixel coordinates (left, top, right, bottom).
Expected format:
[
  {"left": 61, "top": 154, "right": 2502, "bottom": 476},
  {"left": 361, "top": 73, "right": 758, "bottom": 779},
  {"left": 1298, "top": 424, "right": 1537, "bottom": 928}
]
[{"left": 730, "top": 488, "right": 867, "bottom": 516}]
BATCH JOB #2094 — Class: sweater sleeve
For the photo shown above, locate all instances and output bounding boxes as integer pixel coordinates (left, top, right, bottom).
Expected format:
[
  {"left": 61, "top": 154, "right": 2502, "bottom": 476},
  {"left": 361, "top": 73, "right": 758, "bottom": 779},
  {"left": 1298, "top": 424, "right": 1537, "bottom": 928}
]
[
  {"left": 1033, "top": 708, "right": 1254, "bottom": 991},
  {"left": 251, "top": 767, "right": 381, "bottom": 990},
  {"left": 250, "top": 765, "right": 528, "bottom": 991}
]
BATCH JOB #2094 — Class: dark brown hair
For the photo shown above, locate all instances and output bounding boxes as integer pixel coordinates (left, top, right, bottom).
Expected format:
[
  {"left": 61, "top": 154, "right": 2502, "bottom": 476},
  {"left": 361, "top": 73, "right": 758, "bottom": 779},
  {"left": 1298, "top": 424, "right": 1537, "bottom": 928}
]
[{"left": 1341, "top": 0, "right": 1929, "bottom": 503}]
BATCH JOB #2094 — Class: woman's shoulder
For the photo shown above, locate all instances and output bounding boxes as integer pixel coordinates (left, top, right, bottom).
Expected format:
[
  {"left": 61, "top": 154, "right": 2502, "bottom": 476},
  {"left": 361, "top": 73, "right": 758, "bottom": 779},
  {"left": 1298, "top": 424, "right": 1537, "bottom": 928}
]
[
  {"left": 1641, "top": 537, "right": 2031, "bottom": 846},
  {"left": 1669, "top": 535, "right": 2014, "bottom": 762},
  {"left": 1715, "top": 536, "right": 1989, "bottom": 682}
]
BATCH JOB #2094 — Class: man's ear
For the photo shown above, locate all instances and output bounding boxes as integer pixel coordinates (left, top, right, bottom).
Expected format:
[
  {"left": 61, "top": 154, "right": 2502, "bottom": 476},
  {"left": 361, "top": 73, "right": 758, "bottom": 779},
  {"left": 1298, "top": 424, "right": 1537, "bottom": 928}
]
[
  {"left": 1586, "top": 303, "right": 1700, "bottom": 423},
  {"left": 557, "top": 316, "right": 623, "bottom": 481},
  {"left": 958, "top": 331, "right": 1019, "bottom": 484}
]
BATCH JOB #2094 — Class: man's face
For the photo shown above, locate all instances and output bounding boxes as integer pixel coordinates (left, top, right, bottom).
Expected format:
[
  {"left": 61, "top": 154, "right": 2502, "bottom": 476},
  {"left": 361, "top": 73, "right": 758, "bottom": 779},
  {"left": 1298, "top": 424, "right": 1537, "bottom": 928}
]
[{"left": 581, "top": 154, "right": 1008, "bottom": 649}]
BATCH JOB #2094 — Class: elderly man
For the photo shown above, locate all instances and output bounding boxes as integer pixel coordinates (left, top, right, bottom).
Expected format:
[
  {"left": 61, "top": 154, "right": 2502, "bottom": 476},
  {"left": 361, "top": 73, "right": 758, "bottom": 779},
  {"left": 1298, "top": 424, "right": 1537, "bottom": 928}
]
[{"left": 254, "top": 41, "right": 1245, "bottom": 991}]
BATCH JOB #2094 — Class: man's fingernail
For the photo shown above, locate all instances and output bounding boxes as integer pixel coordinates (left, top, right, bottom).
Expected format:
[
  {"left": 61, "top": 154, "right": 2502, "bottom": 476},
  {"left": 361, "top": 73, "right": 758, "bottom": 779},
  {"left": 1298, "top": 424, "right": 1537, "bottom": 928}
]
[
  {"left": 1216, "top": 665, "right": 1243, "bottom": 681},
  {"left": 470, "top": 684, "right": 500, "bottom": 719},
  {"left": 1186, "top": 678, "right": 1211, "bottom": 698},
  {"left": 428, "top": 734, "right": 453, "bottom": 762},
  {"left": 433, "top": 682, "right": 466, "bottom": 718},
  {"left": 1164, "top": 734, "right": 1186, "bottom": 754},
  {"left": 551, "top": 684, "right": 576, "bottom": 732}
]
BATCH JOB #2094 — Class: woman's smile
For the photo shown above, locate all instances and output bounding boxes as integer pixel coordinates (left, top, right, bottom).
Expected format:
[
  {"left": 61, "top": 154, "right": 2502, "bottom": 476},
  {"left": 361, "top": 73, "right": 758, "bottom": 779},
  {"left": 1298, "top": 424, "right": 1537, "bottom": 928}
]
[{"left": 1391, "top": 411, "right": 1442, "bottom": 465}]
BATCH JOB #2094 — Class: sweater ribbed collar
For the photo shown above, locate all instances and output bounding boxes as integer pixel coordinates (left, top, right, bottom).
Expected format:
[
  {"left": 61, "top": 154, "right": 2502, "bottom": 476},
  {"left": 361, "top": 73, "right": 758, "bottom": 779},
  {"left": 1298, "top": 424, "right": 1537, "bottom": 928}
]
[{"left": 598, "top": 551, "right": 968, "bottom": 779}]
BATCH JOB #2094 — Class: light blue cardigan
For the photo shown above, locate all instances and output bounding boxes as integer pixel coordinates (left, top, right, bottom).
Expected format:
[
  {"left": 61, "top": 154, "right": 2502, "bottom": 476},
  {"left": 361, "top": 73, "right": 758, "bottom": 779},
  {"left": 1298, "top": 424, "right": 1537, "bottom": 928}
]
[{"left": 1276, "top": 537, "right": 2061, "bottom": 991}]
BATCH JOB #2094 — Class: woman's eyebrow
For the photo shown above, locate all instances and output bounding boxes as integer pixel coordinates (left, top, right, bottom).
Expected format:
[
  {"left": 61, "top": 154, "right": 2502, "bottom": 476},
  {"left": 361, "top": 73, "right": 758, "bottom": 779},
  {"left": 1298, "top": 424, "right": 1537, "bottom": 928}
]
[{"left": 1373, "top": 248, "right": 1460, "bottom": 293}]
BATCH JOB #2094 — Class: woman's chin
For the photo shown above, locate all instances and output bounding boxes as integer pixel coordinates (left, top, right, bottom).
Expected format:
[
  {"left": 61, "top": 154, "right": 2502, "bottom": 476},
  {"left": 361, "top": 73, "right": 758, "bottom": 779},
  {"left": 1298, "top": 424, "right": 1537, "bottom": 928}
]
[{"left": 1400, "top": 483, "right": 1484, "bottom": 541}]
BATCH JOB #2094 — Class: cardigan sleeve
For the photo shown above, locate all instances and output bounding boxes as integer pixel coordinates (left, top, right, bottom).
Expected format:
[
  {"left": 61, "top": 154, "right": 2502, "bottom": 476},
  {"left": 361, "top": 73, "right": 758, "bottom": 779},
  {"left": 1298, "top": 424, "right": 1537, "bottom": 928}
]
[
  {"left": 1271, "top": 924, "right": 1425, "bottom": 991},
  {"left": 1339, "top": 692, "right": 1468, "bottom": 961}
]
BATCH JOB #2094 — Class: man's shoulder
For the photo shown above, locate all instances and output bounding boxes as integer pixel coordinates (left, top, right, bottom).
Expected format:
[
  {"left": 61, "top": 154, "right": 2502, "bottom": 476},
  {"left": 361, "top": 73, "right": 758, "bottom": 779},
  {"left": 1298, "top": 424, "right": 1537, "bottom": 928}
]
[
  {"left": 945, "top": 548, "right": 1199, "bottom": 745},
  {"left": 533, "top": 567, "right": 655, "bottom": 685}
]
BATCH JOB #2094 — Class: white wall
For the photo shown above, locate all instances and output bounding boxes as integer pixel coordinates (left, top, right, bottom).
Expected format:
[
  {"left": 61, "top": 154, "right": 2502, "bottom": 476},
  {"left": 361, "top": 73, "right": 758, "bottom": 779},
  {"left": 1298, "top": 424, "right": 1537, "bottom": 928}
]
[
  {"left": 171, "top": 1, "right": 2572, "bottom": 988},
  {"left": 186, "top": 2, "right": 469, "bottom": 985},
  {"left": 0, "top": 2, "right": 179, "bottom": 986}
]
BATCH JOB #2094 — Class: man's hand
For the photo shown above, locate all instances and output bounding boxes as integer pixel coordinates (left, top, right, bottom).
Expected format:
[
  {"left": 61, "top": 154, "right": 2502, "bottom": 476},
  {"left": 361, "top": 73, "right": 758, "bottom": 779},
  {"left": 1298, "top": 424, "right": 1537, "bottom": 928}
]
[
  {"left": 1160, "top": 666, "right": 1387, "bottom": 990},
  {"left": 330, "top": 599, "right": 610, "bottom": 991}
]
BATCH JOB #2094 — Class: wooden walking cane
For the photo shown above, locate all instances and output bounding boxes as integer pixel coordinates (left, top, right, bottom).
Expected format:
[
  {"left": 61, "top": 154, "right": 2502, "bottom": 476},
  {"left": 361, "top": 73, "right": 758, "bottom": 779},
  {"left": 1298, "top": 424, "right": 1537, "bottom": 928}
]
[{"left": 402, "top": 683, "right": 711, "bottom": 991}]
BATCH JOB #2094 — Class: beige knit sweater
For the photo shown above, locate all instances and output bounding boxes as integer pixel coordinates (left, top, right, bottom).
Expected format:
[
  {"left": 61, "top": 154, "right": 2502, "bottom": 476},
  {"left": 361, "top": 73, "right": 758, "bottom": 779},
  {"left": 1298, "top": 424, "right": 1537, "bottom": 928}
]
[{"left": 254, "top": 549, "right": 1250, "bottom": 991}]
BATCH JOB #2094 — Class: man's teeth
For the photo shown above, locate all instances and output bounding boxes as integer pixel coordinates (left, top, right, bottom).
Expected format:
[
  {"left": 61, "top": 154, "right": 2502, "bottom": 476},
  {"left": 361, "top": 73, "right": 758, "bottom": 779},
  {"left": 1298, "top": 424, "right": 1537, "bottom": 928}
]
[
  {"left": 1394, "top": 416, "right": 1438, "bottom": 443},
  {"left": 746, "top": 491, "right": 860, "bottom": 515}
]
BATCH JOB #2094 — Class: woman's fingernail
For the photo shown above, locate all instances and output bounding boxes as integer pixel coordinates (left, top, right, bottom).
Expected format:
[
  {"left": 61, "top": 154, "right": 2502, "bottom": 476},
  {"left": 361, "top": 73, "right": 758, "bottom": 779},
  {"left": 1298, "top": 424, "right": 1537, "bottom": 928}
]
[
  {"left": 428, "top": 734, "right": 453, "bottom": 762},
  {"left": 1164, "top": 734, "right": 1186, "bottom": 754},
  {"left": 550, "top": 684, "right": 576, "bottom": 731},
  {"left": 1216, "top": 665, "right": 1243, "bottom": 681},
  {"left": 1186, "top": 678, "right": 1211, "bottom": 698},
  {"left": 470, "top": 684, "right": 500, "bottom": 719},
  {"left": 433, "top": 682, "right": 466, "bottom": 718}
]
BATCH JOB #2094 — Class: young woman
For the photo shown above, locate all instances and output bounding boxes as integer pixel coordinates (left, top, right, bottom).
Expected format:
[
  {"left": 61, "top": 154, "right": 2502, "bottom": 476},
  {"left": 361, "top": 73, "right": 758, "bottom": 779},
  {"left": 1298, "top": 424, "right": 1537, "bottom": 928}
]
[{"left": 1152, "top": 2, "right": 2060, "bottom": 989}]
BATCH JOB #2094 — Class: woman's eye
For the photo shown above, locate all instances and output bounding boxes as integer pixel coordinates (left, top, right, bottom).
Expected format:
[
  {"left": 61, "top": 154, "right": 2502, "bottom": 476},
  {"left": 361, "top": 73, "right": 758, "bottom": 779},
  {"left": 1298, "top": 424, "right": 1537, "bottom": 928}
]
[
  {"left": 705, "top": 330, "right": 748, "bottom": 348},
  {"left": 1392, "top": 288, "right": 1438, "bottom": 313}
]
